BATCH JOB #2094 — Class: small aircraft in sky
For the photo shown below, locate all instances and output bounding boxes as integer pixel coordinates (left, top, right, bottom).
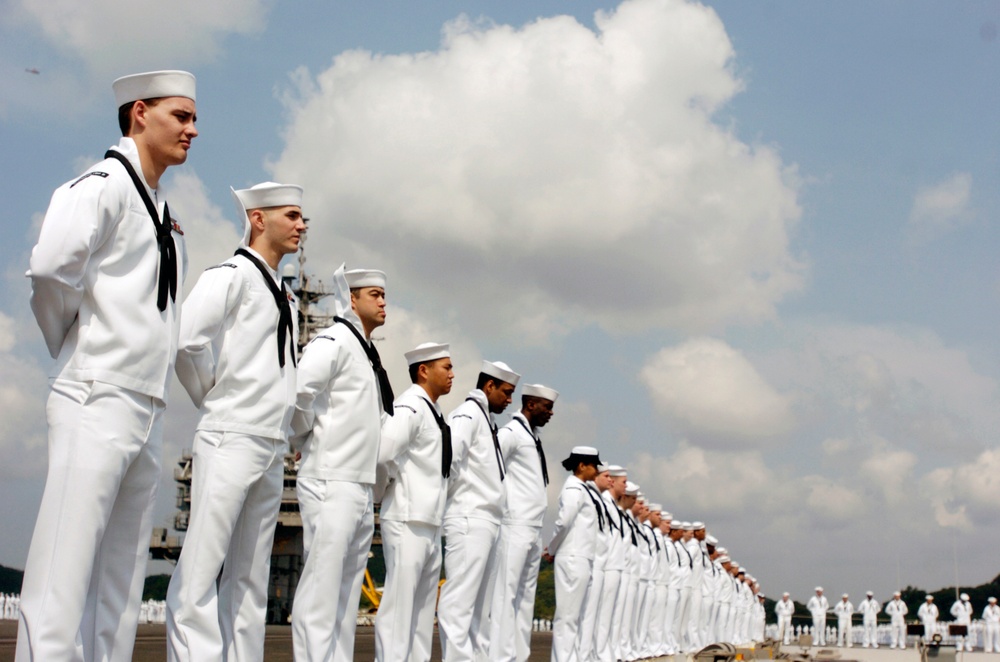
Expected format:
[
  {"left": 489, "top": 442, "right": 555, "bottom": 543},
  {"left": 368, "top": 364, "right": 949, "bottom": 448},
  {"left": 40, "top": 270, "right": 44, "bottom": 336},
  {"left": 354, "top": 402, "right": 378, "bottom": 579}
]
[{"left": 25, "top": 68, "right": 40, "bottom": 75}]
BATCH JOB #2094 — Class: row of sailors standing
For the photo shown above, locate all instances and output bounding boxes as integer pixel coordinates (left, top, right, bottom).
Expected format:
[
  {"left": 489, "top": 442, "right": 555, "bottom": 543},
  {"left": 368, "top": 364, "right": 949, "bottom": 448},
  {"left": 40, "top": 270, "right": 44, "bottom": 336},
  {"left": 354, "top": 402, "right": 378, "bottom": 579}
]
[{"left": 544, "top": 458, "right": 768, "bottom": 662}]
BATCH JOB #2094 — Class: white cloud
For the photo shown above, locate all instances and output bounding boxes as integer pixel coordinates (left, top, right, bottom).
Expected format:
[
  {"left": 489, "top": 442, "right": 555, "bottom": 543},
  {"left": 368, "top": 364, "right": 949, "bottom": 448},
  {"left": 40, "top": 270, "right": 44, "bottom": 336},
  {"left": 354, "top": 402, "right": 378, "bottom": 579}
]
[
  {"left": 640, "top": 337, "right": 795, "bottom": 449},
  {"left": 859, "top": 446, "right": 917, "bottom": 507},
  {"left": 10, "top": 0, "right": 268, "bottom": 75},
  {"left": 925, "top": 449, "right": 1000, "bottom": 529},
  {"left": 272, "top": 0, "right": 804, "bottom": 339},
  {"left": 907, "top": 172, "right": 973, "bottom": 245}
]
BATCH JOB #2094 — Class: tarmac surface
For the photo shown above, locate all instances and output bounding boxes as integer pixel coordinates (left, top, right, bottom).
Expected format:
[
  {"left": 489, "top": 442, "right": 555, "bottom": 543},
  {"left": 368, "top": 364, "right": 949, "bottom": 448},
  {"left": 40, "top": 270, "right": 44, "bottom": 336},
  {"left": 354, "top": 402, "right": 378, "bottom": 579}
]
[{"left": 0, "top": 621, "right": 993, "bottom": 662}]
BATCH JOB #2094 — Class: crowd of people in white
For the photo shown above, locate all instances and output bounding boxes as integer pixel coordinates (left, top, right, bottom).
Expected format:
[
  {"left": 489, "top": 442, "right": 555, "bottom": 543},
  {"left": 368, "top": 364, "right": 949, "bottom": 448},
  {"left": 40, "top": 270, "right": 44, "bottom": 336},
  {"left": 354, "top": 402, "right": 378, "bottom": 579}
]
[{"left": 774, "top": 589, "right": 1000, "bottom": 653}]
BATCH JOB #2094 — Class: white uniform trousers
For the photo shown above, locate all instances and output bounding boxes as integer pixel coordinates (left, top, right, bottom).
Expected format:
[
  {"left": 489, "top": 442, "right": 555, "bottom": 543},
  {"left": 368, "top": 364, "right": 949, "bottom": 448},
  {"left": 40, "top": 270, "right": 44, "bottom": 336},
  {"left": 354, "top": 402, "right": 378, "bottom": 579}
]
[
  {"left": 862, "top": 618, "right": 877, "bottom": 647},
  {"left": 984, "top": 623, "right": 999, "bottom": 653},
  {"left": 778, "top": 615, "right": 792, "bottom": 644},
  {"left": 673, "top": 586, "right": 693, "bottom": 650},
  {"left": 551, "top": 555, "right": 592, "bottom": 662},
  {"left": 686, "top": 588, "right": 703, "bottom": 650},
  {"left": 576, "top": 564, "right": 604, "bottom": 661},
  {"left": 438, "top": 517, "right": 500, "bottom": 662},
  {"left": 634, "top": 580, "right": 655, "bottom": 657},
  {"left": 609, "top": 570, "right": 630, "bottom": 660},
  {"left": 166, "top": 431, "right": 286, "bottom": 662},
  {"left": 489, "top": 524, "right": 543, "bottom": 662},
  {"left": 617, "top": 572, "right": 638, "bottom": 659},
  {"left": 292, "top": 479, "right": 374, "bottom": 662},
  {"left": 890, "top": 620, "right": 906, "bottom": 648},
  {"left": 837, "top": 618, "right": 852, "bottom": 647},
  {"left": 375, "top": 520, "right": 441, "bottom": 662},
  {"left": 700, "top": 595, "right": 715, "bottom": 646},
  {"left": 811, "top": 613, "right": 827, "bottom": 645},
  {"left": 716, "top": 603, "right": 732, "bottom": 644},
  {"left": 17, "top": 379, "right": 163, "bottom": 662},
  {"left": 594, "top": 569, "right": 621, "bottom": 662},
  {"left": 648, "top": 585, "right": 669, "bottom": 656}
]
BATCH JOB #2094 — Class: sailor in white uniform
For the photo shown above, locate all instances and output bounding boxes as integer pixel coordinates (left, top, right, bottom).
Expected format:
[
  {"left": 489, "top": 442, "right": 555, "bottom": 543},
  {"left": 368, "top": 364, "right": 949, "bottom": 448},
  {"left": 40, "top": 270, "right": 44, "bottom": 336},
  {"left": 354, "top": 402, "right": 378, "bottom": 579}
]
[
  {"left": 775, "top": 593, "right": 795, "bottom": 644},
  {"left": 597, "top": 466, "right": 628, "bottom": 662},
  {"left": 291, "top": 267, "right": 392, "bottom": 662},
  {"left": 577, "top": 464, "right": 616, "bottom": 662},
  {"left": 834, "top": 594, "right": 854, "bottom": 647},
  {"left": 950, "top": 593, "right": 974, "bottom": 651},
  {"left": 490, "top": 384, "right": 558, "bottom": 662},
  {"left": 858, "top": 591, "right": 880, "bottom": 648},
  {"left": 807, "top": 587, "right": 830, "bottom": 645},
  {"left": 885, "top": 592, "right": 909, "bottom": 649},
  {"left": 617, "top": 483, "right": 642, "bottom": 659},
  {"left": 166, "top": 182, "right": 304, "bottom": 661},
  {"left": 544, "top": 446, "right": 603, "bottom": 662},
  {"left": 19, "top": 70, "right": 196, "bottom": 662},
  {"left": 374, "top": 342, "right": 454, "bottom": 662},
  {"left": 438, "top": 360, "right": 519, "bottom": 662},
  {"left": 918, "top": 595, "right": 939, "bottom": 640},
  {"left": 982, "top": 597, "right": 1000, "bottom": 653}
]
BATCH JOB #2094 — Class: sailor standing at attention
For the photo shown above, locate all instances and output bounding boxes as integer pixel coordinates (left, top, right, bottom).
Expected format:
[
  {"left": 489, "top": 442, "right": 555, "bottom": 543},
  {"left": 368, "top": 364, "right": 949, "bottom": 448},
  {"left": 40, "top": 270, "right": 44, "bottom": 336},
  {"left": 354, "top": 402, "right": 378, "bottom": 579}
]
[
  {"left": 918, "top": 595, "right": 939, "bottom": 640},
  {"left": 858, "top": 591, "right": 880, "bottom": 648},
  {"left": 596, "top": 466, "right": 629, "bottom": 662},
  {"left": 490, "top": 384, "right": 558, "bottom": 662},
  {"left": 543, "top": 446, "right": 603, "bottom": 662},
  {"left": 577, "top": 465, "right": 616, "bottom": 662},
  {"left": 885, "top": 592, "right": 909, "bottom": 649},
  {"left": 166, "top": 182, "right": 304, "bottom": 661},
  {"left": 775, "top": 593, "right": 795, "bottom": 645},
  {"left": 374, "top": 343, "right": 454, "bottom": 662},
  {"left": 291, "top": 267, "right": 392, "bottom": 662},
  {"left": 438, "top": 360, "right": 520, "bottom": 662},
  {"left": 807, "top": 587, "right": 830, "bottom": 645},
  {"left": 982, "top": 597, "right": 1000, "bottom": 653},
  {"left": 19, "top": 70, "right": 197, "bottom": 662},
  {"left": 834, "top": 594, "right": 854, "bottom": 647},
  {"left": 950, "top": 593, "right": 974, "bottom": 651}
]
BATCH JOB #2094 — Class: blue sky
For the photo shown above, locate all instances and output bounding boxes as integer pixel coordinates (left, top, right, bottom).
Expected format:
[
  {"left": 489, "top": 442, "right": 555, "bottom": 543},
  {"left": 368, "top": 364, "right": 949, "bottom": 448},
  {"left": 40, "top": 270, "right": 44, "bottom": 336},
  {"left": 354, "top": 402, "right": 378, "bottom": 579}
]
[{"left": 1, "top": 0, "right": 999, "bottom": 601}]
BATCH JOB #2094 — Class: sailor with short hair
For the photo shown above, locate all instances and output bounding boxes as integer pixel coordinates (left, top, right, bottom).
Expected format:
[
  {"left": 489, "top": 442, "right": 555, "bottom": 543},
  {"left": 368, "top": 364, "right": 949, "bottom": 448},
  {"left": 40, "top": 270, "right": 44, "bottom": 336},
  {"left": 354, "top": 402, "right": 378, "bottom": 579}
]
[
  {"left": 918, "top": 595, "right": 939, "bottom": 640},
  {"left": 858, "top": 591, "right": 881, "bottom": 648},
  {"left": 886, "top": 591, "right": 909, "bottom": 649},
  {"left": 807, "top": 587, "right": 830, "bottom": 645},
  {"left": 598, "top": 467, "right": 629, "bottom": 662},
  {"left": 543, "top": 446, "right": 603, "bottom": 662},
  {"left": 374, "top": 342, "right": 454, "bottom": 662},
  {"left": 776, "top": 593, "right": 795, "bottom": 645},
  {"left": 983, "top": 597, "right": 1000, "bottom": 653},
  {"left": 291, "top": 266, "right": 391, "bottom": 661},
  {"left": 19, "top": 70, "right": 197, "bottom": 662},
  {"left": 577, "top": 464, "right": 616, "bottom": 662},
  {"left": 438, "top": 360, "right": 520, "bottom": 662},
  {"left": 834, "top": 594, "right": 854, "bottom": 647},
  {"left": 166, "top": 181, "right": 304, "bottom": 661},
  {"left": 490, "top": 383, "right": 558, "bottom": 662}
]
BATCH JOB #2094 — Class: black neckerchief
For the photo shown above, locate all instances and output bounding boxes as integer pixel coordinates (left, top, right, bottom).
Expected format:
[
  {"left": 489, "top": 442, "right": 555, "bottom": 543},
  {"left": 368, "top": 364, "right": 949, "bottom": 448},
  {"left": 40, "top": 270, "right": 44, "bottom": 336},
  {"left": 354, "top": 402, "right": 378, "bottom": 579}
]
[
  {"left": 466, "top": 397, "right": 504, "bottom": 481},
  {"left": 513, "top": 416, "right": 548, "bottom": 486},
  {"left": 420, "top": 396, "right": 452, "bottom": 478},
  {"left": 104, "top": 150, "right": 176, "bottom": 311},
  {"left": 675, "top": 539, "right": 693, "bottom": 567},
  {"left": 580, "top": 482, "right": 605, "bottom": 532},
  {"left": 597, "top": 493, "right": 619, "bottom": 534},
  {"left": 644, "top": 523, "right": 660, "bottom": 552},
  {"left": 234, "top": 249, "right": 296, "bottom": 369},
  {"left": 334, "top": 316, "right": 393, "bottom": 415},
  {"left": 631, "top": 515, "right": 651, "bottom": 553}
]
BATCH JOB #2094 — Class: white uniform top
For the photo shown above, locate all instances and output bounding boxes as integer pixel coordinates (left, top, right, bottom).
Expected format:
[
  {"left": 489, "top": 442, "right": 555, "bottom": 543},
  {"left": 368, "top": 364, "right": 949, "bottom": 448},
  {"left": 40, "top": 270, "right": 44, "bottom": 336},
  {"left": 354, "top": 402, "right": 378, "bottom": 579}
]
[
  {"left": 28, "top": 137, "right": 188, "bottom": 400},
  {"left": 653, "top": 529, "right": 671, "bottom": 586},
  {"left": 885, "top": 599, "right": 909, "bottom": 622},
  {"left": 700, "top": 545, "right": 717, "bottom": 597},
  {"left": 293, "top": 317, "right": 385, "bottom": 483},
  {"left": 684, "top": 537, "right": 703, "bottom": 588},
  {"left": 859, "top": 598, "right": 881, "bottom": 621},
  {"left": 602, "top": 492, "right": 627, "bottom": 572},
  {"left": 498, "top": 412, "right": 547, "bottom": 527},
  {"left": 444, "top": 389, "right": 505, "bottom": 523},
  {"left": 712, "top": 560, "right": 727, "bottom": 602},
  {"left": 175, "top": 248, "right": 298, "bottom": 439},
  {"left": 983, "top": 604, "right": 1000, "bottom": 623},
  {"left": 834, "top": 600, "right": 854, "bottom": 619},
  {"left": 918, "top": 603, "right": 939, "bottom": 622},
  {"left": 624, "top": 513, "right": 642, "bottom": 574},
  {"left": 808, "top": 595, "right": 830, "bottom": 615},
  {"left": 669, "top": 538, "right": 692, "bottom": 589},
  {"left": 589, "top": 484, "right": 613, "bottom": 571},
  {"left": 951, "top": 600, "right": 973, "bottom": 624},
  {"left": 775, "top": 599, "right": 795, "bottom": 617},
  {"left": 378, "top": 384, "right": 448, "bottom": 527},
  {"left": 638, "top": 522, "right": 658, "bottom": 581},
  {"left": 547, "top": 474, "right": 598, "bottom": 559}
]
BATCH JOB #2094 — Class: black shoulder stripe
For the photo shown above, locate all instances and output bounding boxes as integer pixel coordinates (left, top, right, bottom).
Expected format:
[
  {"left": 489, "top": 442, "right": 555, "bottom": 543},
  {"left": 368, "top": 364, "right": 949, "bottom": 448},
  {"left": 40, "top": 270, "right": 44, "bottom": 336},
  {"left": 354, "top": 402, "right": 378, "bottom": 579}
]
[
  {"left": 313, "top": 336, "right": 336, "bottom": 343},
  {"left": 205, "top": 263, "right": 238, "bottom": 271},
  {"left": 394, "top": 404, "right": 417, "bottom": 414},
  {"left": 451, "top": 414, "right": 473, "bottom": 420},
  {"left": 70, "top": 171, "right": 109, "bottom": 188}
]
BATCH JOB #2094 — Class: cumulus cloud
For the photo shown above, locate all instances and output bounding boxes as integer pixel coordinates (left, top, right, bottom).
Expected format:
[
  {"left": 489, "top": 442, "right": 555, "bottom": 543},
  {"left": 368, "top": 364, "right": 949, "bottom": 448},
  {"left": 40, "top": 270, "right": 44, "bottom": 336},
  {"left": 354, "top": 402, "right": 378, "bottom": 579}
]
[
  {"left": 0, "top": 313, "right": 50, "bottom": 478},
  {"left": 907, "top": 172, "right": 973, "bottom": 245},
  {"left": 925, "top": 449, "right": 1000, "bottom": 529},
  {"left": 272, "top": 0, "right": 804, "bottom": 339},
  {"left": 639, "top": 337, "right": 795, "bottom": 448},
  {"left": 10, "top": 0, "right": 268, "bottom": 75}
]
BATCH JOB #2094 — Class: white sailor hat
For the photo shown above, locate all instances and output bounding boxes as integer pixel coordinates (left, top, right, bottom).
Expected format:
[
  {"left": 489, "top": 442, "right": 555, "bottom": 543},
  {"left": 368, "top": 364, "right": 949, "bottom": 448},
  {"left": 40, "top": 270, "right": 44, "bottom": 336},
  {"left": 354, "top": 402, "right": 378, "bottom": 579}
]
[
  {"left": 842, "top": 594, "right": 849, "bottom": 599},
  {"left": 669, "top": 520, "right": 683, "bottom": 529},
  {"left": 624, "top": 481, "right": 639, "bottom": 496},
  {"left": 893, "top": 591, "right": 902, "bottom": 597},
  {"left": 231, "top": 182, "right": 304, "bottom": 247},
  {"left": 522, "top": 383, "right": 559, "bottom": 402},
  {"left": 648, "top": 503, "right": 662, "bottom": 512},
  {"left": 692, "top": 521, "right": 706, "bottom": 530},
  {"left": 682, "top": 521, "right": 695, "bottom": 531},
  {"left": 562, "top": 446, "right": 601, "bottom": 471},
  {"left": 738, "top": 566, "right": 746, "bottom": 573},
  {"left": 480, "top": 360, "right": 520, "bottom": 386},
  {"left": 867, "top": 591, "right": 874, "bottom": 596},
  {"left": 717, "top": 546, "right": 728, "bottom": 554},
  {"left": 662, "top": 511, "right": 673, "bottom": 519},
  {"left": 990, "top": 597, "right": 998, "bottom": 603},
  {"left": 961, "top": 593, "right": 970, "bottom": 601},
  {"left": 596, "top": 463, "right": 610, "bottom": 473},
  {"left": 783, "top": 592, "right": 790, "bottom": 597},
  {"left": 706, "top": 535, "right": 718, "bottom": 545},
  {"left": 607, "top": 465, "right": 627, "bottom": 477},
  {"left": 718, "top": 555, "right": 731, "bottom": 563},
  {"left": 404, "top": 342, "right": 450, "bottom": 366},
  {"left": 113, "top": 70, "right": 196, "bottom": 106},
  {"left": 925, "top": 595, "right": 934, "bottom": 600},
  {"left": 345, "top": 269, "right": 386, "bottom": 290},
  {"left": 815, "top": 587, "right": 824, "bottom": 592}
]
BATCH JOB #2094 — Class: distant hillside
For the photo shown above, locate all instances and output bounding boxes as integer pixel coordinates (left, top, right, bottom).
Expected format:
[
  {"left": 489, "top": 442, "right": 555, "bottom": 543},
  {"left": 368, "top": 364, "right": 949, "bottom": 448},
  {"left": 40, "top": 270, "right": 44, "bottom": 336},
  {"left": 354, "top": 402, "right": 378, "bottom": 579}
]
[{"left": 0, "top": 565, "right": 23, "bottom": 594}]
